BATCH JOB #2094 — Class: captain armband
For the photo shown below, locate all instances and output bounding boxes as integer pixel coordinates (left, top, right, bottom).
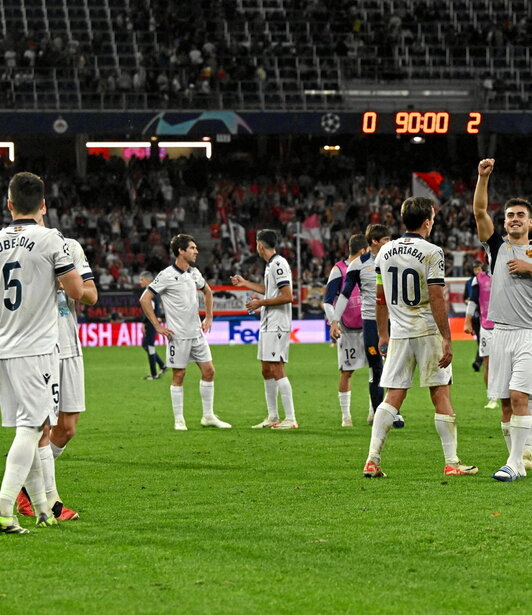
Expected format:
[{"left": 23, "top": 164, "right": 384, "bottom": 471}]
[{"left": 375, "top": 272, "right": 383, "bottom": 285}]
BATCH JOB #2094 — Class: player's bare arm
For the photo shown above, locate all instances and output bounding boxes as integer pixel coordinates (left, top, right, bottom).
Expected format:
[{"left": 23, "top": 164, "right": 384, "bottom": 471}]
[
  {"left": 375, "top": 283, "right": 389, "bottom": 356},
  {"left": 79, "top": 280, "right": 98, "bottom": 306},
  {"left": 247, "top": 284, "right": 292, "bottom": 312},
  {"left": 59, "top": 269, "right": 84, "bottom": 301},
  {"left": 140, "top": 288, "right": 174, "bottom": 338},
  {"left": 428, "top": 285, "right": 452, "bottom": 368},
  {"left": 473, "top": 158, "right": 495, "bottom": 242},
  {"left": 230, "top": 274, "right": 265, "bottom": 295},
  {"left": 201, "top": 283, "right": 213, "bottom": 333}
]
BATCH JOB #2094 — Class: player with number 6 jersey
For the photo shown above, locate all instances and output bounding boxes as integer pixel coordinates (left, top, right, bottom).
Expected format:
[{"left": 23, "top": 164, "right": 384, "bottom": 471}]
[{"left": 140, "top": 234, "right": 231, "bottom": 431}]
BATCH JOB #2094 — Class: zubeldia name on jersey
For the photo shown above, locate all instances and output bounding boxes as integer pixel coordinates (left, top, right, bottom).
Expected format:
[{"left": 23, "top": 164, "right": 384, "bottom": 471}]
[
  {"left": 0, "top": 235, "right": 35, "bottom": 253},
  {"left": 382, "top": 243, "right": 425, "bottom": 263}
]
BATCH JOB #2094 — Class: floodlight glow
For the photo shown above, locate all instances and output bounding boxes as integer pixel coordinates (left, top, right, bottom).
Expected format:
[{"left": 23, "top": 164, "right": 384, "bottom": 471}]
[
  {"left": 158, "top": 141, "right": 212, "bottom": 159},
  {"left": 0, "top": 142, "right": 15, "bottom": 162},
  {"left": 85, "top": 141, "right": 152, "bottom": 148}
]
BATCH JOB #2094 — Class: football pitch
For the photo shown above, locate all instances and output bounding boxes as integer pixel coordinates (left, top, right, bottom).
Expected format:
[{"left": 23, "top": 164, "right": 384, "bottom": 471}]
[{"left": 1, "top": 341, "right": 530, "bottom": 614}]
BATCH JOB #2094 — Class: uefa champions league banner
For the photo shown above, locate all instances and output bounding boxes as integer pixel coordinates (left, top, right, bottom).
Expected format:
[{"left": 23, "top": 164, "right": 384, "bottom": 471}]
[{"left": 77, "top": 320, "right": 327, "bottom": 347}]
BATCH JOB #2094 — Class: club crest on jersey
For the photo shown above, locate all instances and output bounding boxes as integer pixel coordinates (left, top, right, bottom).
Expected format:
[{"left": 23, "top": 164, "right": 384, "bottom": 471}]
[{"left": 526, "top": 249, "right": 532, "bottom": 258}]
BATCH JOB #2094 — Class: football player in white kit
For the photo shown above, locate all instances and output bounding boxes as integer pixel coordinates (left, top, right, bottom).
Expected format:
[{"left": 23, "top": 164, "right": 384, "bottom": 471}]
[
  {"left": 473, "top": 159, "right": 532, "bottom": 481},
  {"left": 0, "top": 172, "right": 83, "bottom": 534},
  {"left": 17, "top": 237, "right": 98, "bottom": 521},
  {"left": 231, "top": 229, "right": 297, "bottom": 429},
  {"left": 140, "top": 234, "right": 231, "bottom": 430},
  {"left": 363, "top": 197, "right": 478, "bottom": 478}
]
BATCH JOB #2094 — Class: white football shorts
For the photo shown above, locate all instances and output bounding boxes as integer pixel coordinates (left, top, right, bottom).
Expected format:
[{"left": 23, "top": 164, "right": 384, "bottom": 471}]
[
  {"left": 59, "top": 355, "right": 86, "bottom": 413},
  {"left": 337, "top": 327, "right": 366, "bottom": 371},
  {"left": 167, "top": 334, "right": 212, "bottom": 368},
  {"left": 258, "top": 331, "right": 290, "bottom": 363},
  {"left": 380, "top": 334, "right": 453, "bottom": 389},
  {"left": 478, "top": 326, "right": 493, "bottom": 358},
  {"left": 0, "top": 351, "right": 59, "bottom": 427},
  {"left": 488, "top": 327, "right": 532, "bottom": 399}
]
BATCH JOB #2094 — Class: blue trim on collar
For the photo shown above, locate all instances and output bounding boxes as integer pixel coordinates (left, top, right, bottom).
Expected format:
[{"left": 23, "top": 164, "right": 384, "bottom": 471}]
[
  {"left": 403, "top": 232, "right": 423, "bottom": 239},
  {"left": 173, "top": 264, "right": 187, "bottom": 274}
]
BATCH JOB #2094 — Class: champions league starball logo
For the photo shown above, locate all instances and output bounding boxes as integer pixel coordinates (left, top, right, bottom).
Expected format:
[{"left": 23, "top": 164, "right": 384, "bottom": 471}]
[{"left": 321, "top": 113, "right": 341, "bottom": 133}]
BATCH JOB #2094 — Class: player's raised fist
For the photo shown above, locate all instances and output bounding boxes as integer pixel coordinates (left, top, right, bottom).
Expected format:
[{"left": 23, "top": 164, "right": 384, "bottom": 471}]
[{"left": 478, "top": 158, "right": 494, "bottom": 176}]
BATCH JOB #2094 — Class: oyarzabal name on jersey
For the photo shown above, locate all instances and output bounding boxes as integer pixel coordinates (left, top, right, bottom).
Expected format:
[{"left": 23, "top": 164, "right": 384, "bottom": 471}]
[
  {"left": 383, "top": 245, "right": 425, "bottom": 263},
  {"left": 0, "top": 236, "right": 35, "bottom": 253}
]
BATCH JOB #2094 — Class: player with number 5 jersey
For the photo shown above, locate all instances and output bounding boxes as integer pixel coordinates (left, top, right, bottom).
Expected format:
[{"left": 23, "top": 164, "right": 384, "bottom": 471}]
[{"left": 0, "top": 172, "right": 83, "bottom": 534}]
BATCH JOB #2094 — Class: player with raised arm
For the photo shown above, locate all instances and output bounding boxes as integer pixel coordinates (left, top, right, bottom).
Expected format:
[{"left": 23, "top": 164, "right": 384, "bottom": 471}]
[
  {"left": 16, "top": 236, "right": 98, "bottom": 521},
  {"left": 140, "top": 234, "right": 231, "bottom": 431},
  {"left": 330, "top": 225, "right": 404, "bottom": 428},
  {"left": 363, "top": 197, "right": 478, "bottom": 478},
  {"left": 231, "top": 229, "right": 297, "bottom": 429},
  {"left": 473, "top": 158, "right": 532, "bottom": 482},
  {"left": 0, "top": 172, "right": 83, "bottom": 534},
  {"left": 463, "top": 261, "right": 497, "bottom": 409},
  {"left": 139, "top": 271, "right": 167, "bottom": 380},
  {"left": 324, "top": 234, "right": 367, "bottom": 427}
]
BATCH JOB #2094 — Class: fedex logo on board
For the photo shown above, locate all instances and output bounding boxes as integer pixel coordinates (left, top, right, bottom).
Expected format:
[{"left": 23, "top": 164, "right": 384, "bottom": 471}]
[{"left": 229, "top": 321, "right": 301, "bottom": 344}]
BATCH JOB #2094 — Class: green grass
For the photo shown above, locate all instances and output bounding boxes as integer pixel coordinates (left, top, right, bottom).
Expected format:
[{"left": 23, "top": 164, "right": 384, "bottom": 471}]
[{"left": 1, "top": 341, "right": 530, "bottom": 615}]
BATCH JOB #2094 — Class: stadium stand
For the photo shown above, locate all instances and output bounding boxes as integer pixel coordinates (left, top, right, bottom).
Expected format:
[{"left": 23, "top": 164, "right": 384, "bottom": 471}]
[{"left": 0, "top": 0, "right": 531, "bottom": 110}]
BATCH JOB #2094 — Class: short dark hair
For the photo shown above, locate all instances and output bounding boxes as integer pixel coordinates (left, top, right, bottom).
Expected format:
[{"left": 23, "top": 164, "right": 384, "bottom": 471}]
[
  {"left": 401, "top": 197, "right": 434, "bottom": 231},
  {"left": 8, "top": 172, "right": 45, "bottom": 215},
  {"left": 472, "top": 260, "right": 483, "bottom": 269},
  {"left": 170, "top": 234, "right": 196, "bottom": 257},
  {"left": 257, "top": 229, "right": 278, "bottom": 250},
  {"left": 348, "top": 234, "right": 368, "bottom": 256},
  {"left": 365, "top": 224, "right": 390, "bottom": 245},
  {"left": 504, "top": 198, "right": 532, "bottom": 217},
  {"left": 139, "top": 270, "right": 153, "bottom": 281}
]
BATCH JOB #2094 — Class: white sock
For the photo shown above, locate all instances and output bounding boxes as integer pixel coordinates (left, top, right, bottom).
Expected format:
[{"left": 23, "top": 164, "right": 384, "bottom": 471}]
[
  {"left": 170, "top": 385, "right": 184, "bottom": 422},
  {"left": 0, "top": 426, "right": 42, "bottom": 517},
  {"left": 501, "top": 422, "right": 511, "bottom": 453},
  {"left": 50, "top": 441, "right": 65, "bottom": 459},
  {"left": 24, "top": 448, "right": 50, "bottom": 516},
  {"left": 338, "top": 391, "right": 351, "bottom": 420},
  {"left": 435, "top": 414, "right": 459, "bottom": 465},
  {"left": 264, "top": 379, "right": 279, "bottom": 421},
  {"left": 277, "top": 377, "right": 295, "bottom": 421},
  {"left": 507, "top": 415, "right": 532, "bottom": 470},
  {"left": 367, "top": 402, "right": 396, "bottom": 464},
  {"left": 38, "top": 445, "right": 60, "bottom": 507},
  {"left": 199, "top": 380, "right": 214, "bottom": 418}
]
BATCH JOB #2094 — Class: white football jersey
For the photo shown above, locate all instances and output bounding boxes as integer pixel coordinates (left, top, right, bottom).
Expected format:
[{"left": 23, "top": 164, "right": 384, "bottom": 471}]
[
  {"left": 0, "top": 219, "right": 75, "bottom": 358},
  {"left": 375, "top": 233, "right": 445, "bottom": 339},
  {"left": 149, "top": 264, "right": 206, "bottom": 339},
  {"left": 57, "top": 238, "right": 95, "bottom": 359},
  {"left": 261, "top": 254, "right": 292, "bottom": 332}
]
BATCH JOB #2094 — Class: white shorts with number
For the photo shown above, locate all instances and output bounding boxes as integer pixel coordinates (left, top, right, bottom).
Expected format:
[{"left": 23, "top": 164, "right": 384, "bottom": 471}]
[
  {"left": 59, "top": 355, "right": 85, "bottom": 413},
  {"left": 258, "top": 331, "right": 290, "bottom": 363},
  {"left": 167, "top": 334, "right": 212, "bottom": 369},
  {"left": 479, "top": 326, "right": 493, "bottom": 358},
  {"left": 337, "top": 328, "right": 366, "bottom": 371},
  {"left": 380, "top": 334, "right": 453, "bottom": 389},
  {"left": 0, "top": 351, "right": 59, "bottom": 428},
  {"left": 488, "top": 327, "right": 532, "bottom": 399}
]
